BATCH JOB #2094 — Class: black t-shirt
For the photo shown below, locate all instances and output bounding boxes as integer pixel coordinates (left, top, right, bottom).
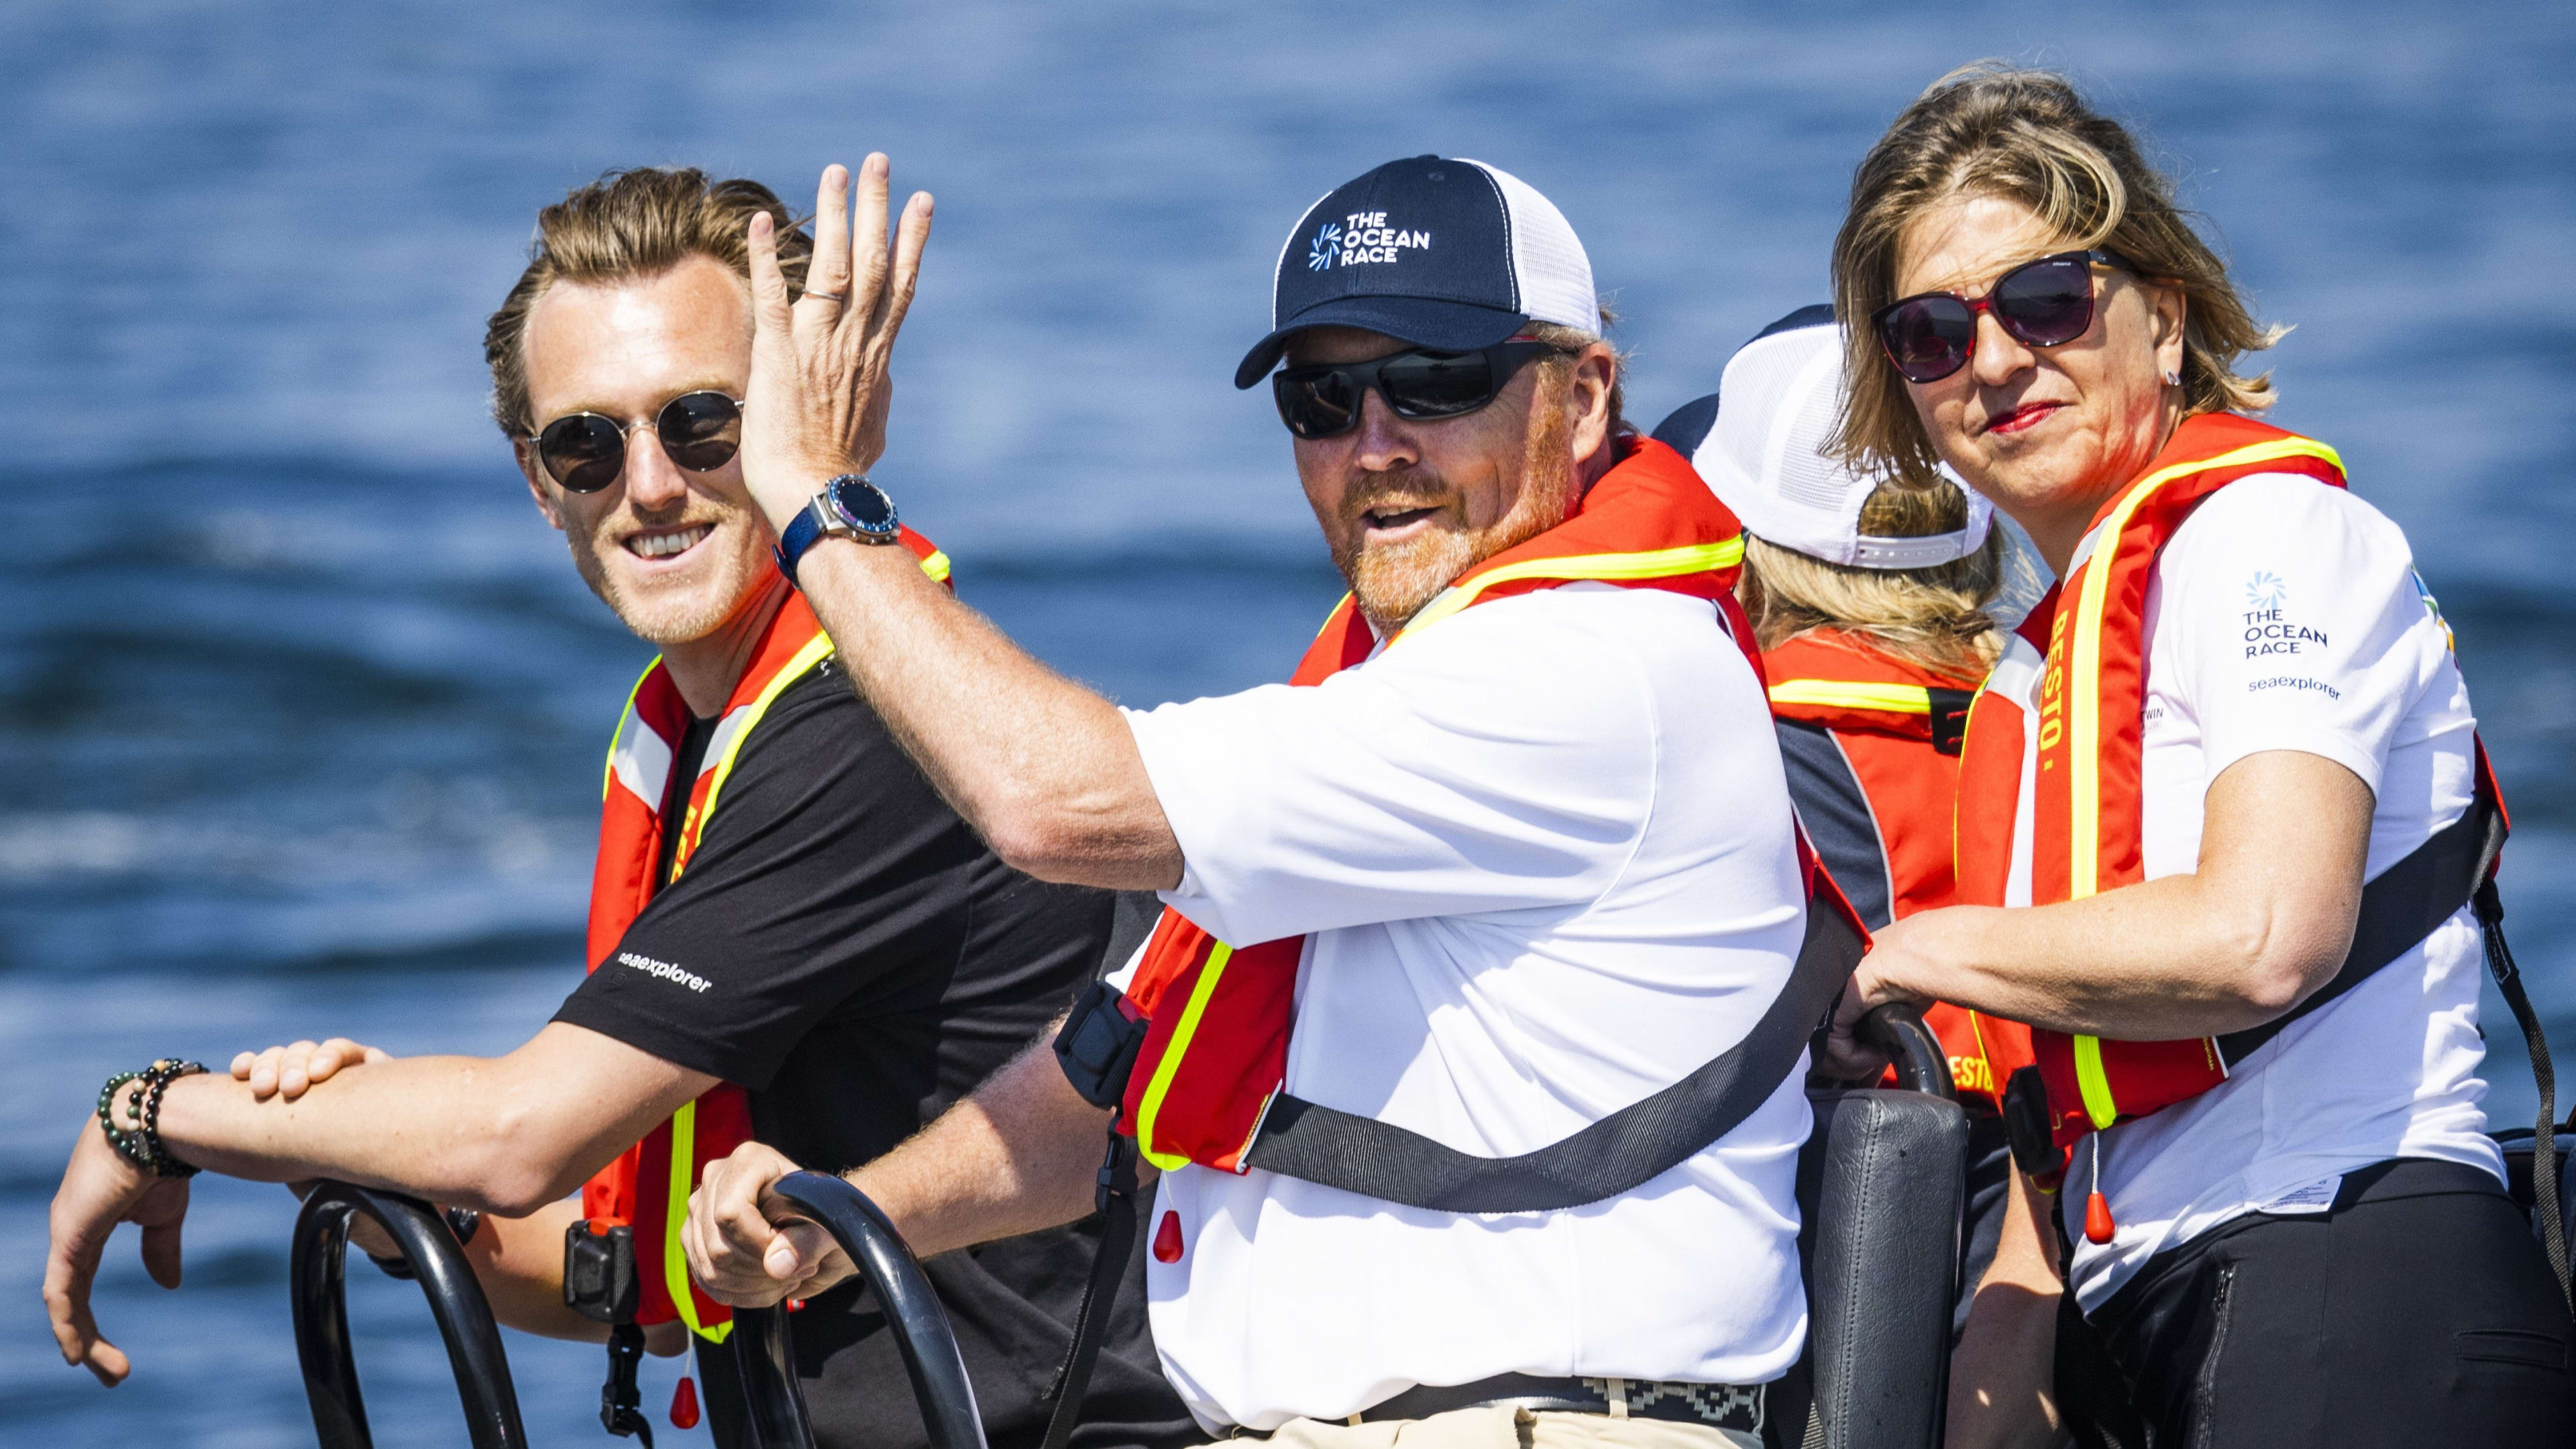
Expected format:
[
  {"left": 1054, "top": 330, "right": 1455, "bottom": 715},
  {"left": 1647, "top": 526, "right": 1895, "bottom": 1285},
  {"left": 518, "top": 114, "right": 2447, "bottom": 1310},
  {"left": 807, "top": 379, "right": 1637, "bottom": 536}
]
[{"left": 554, "top": 659, "right": 1198, "bottom": 1449}]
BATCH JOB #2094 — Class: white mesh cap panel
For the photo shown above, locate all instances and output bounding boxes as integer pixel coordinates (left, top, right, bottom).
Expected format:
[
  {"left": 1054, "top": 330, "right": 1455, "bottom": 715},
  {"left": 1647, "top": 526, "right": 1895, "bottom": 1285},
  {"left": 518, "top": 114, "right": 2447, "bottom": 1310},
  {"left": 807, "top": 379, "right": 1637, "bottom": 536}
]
[
  {"left": 1460, "top": 159, "right": 1597, "bottom": 333},
  {"left": 1692, "top": 321, "right": 1992, "bottom": 570}
]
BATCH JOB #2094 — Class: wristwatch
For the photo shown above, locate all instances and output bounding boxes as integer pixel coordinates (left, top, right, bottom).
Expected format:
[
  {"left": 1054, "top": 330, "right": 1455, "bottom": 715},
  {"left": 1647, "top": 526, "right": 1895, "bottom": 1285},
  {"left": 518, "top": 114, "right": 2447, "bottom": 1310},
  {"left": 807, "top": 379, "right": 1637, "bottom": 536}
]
[{"left": 775, "top": 474, "right": 901, "bottom": 586}]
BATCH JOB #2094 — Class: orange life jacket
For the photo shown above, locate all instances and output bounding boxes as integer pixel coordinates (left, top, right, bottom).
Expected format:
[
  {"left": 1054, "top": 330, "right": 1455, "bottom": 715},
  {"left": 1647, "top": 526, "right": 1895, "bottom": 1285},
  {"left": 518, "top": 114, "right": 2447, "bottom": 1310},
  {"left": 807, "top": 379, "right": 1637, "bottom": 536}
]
[
  {"left": 1951, "top": 414, "right": 2357, "bottom": 1170},
  {"left": 1111, "top": 437, "right": 1845, "bottom": 1174},
  {"left": 1762, "top": 631, "right": 2031, "bottom": 1108},
  {"left": 580, "top": 533, "right": 950, "bottom": 1342}
]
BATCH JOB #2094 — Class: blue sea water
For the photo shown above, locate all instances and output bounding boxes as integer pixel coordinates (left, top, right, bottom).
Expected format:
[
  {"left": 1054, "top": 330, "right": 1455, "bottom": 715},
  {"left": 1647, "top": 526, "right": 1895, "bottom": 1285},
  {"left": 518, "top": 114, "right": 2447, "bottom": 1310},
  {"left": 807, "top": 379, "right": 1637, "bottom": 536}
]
[{"left": 3, "top": 1, "right": 2572, "bottom": 1442}]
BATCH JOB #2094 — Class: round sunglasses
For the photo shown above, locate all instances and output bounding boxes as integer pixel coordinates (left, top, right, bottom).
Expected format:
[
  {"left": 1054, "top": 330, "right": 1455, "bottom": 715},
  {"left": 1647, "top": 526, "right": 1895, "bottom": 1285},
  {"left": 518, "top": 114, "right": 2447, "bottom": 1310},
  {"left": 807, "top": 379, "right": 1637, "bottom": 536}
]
[
  {"left": 527, "top": 390, "right": 745, "bottom": 493},
  {"left": 1871, "top": 250, "right": 2137, "bottom": 385},
  {"left": 1272, "top": 339, "right": 1560, "bottom": 440}
]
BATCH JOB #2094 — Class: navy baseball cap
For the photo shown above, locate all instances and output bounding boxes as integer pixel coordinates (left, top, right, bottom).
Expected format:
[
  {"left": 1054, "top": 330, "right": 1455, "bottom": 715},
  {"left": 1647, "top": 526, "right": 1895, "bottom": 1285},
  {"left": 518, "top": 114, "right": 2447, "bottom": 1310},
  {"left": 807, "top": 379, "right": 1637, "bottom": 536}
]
[{"left": 1233, "top": 155, "right": 1600, "bottom": 389}]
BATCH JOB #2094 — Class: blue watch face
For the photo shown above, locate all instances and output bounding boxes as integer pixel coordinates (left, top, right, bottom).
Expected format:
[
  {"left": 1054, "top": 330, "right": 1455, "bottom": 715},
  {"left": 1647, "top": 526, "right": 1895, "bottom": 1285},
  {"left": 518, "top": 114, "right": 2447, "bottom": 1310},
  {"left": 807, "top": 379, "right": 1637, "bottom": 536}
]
[{"left": 828, "top": 478, "right": 898, "bottom": 536}]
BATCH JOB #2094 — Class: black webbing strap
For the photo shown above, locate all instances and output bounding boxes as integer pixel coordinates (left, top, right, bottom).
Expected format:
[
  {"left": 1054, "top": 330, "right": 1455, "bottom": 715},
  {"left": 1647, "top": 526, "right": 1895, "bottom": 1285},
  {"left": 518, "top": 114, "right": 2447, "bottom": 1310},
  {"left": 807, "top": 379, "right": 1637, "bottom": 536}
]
[
  {"left": 2477, "top": 879, "right": 2571, "bottom": 1305},
  {"left": 2203, "top": 759, "right": 2567, "bottom": 1304},
  {"left": 1038, "top": 1127, "right": 1139, "bottom": 1449},
  {"left": 1038, "top": 890, "right": 1864, "bottom": 1439},
  {"left": 2214, "top": 766, "right": 2504, "bottom": 1069},
  {"left": 1239, "top": 894, "right": 1864, "bottom": 1212}
]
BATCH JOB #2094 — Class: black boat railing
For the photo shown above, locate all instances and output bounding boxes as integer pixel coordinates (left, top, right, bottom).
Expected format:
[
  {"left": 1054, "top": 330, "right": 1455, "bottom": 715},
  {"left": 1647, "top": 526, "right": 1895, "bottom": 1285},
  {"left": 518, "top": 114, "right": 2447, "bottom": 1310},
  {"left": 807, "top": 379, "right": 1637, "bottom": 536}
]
[
  {"left": 1859, "top": 1000, "right": 1957, "bottom": 1102},
  {"left": 733, "top": 1171, "right": 988, "bottom": 1449},
  {"left": 286, "top": 1022, "right": 1943, "bottom": 1449},
  {"left": 289, "top": 1181, "right": 528, "bottom": 1449}
]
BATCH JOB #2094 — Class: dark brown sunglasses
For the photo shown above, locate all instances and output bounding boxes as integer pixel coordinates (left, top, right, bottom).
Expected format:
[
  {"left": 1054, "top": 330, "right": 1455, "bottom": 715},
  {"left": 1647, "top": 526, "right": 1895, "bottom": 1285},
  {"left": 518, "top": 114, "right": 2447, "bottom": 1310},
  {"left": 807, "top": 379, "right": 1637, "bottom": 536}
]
[{"left": 528, "top": 390, "right": 745, "bottom": 493}]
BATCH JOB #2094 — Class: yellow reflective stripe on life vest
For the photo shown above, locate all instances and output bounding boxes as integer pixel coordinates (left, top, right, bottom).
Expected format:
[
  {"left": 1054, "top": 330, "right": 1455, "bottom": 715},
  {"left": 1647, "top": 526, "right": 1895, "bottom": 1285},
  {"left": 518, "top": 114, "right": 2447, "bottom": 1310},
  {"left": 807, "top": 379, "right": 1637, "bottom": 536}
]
[
  {"left": 662, "top": 1099, "right": 732, "bottom": 1344},
  {"left": 1132, "top": 941, "right": 1237, "bottom": 1173},
  {"left": 2071, "top": 1034, "right": 2119, "bottom": 1131},
  {"left": 600, "top": 659, "right": 666, "bottom": 803},
  {"left": 1391, "top": 537, "right": 1747, "bottom": 645},
  {"left": 680, "top": 631, "right": 835, "bottom": 867},
  {"left": 2063, "top": 439, "right": 2343, "bottom": 897},
  {"left": 1766, "top": 679, "right": 1935, "bottom": 714}
]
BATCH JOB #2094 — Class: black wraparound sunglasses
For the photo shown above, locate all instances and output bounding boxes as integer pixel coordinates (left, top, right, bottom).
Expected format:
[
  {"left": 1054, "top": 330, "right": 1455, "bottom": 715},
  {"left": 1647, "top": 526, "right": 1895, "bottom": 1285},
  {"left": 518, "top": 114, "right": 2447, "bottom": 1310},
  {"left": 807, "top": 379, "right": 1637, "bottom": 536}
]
[
  {"left": 527, "top": 390, "right": 745, "bottom": 493},
  {"left": 1870, "top": 250, "right": 2138, "bottom": 384},
  {"left": 1272, "top": 339, "right": 1560, "bottom": 440}
]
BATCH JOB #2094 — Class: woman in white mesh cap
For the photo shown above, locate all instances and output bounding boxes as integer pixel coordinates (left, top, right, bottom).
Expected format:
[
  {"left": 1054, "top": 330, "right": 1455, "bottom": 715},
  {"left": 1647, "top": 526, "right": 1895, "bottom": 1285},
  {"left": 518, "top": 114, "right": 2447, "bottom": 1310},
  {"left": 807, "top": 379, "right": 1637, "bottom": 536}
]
[{"left": 1653, "top": 306, "right": 2060, "bottom": 1447}]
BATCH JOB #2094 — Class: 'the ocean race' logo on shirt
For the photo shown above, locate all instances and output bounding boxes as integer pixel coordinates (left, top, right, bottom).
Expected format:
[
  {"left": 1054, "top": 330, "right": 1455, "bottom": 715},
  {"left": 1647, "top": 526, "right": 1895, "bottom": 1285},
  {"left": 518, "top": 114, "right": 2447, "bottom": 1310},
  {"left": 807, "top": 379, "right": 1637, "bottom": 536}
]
[
  {"left": 2242, "top": 570, "right": 2326, "bottom": 659},
  {"left": 1306, "top": 211, "right": 1432, "bottom": 270}
]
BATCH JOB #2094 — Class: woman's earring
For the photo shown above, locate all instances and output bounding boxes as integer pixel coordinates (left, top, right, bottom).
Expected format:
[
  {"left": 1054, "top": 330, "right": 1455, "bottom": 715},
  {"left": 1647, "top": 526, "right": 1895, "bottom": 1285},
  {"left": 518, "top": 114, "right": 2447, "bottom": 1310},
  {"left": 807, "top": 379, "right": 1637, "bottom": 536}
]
[{"left": 2162, "top": 368, "right": 2182, "bottom": 386}]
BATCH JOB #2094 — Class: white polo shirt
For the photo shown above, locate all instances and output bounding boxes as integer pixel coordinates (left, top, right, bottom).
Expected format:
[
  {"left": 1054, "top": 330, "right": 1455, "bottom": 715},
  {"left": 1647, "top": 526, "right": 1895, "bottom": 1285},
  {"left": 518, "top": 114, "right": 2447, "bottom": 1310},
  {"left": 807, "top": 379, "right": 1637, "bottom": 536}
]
[
  {"left": 1116, "top": 582, "right": 1813, "bottom": 1434},
  {"left": 2052, "top": 474, "right": 2502, "bottom": 1311}
]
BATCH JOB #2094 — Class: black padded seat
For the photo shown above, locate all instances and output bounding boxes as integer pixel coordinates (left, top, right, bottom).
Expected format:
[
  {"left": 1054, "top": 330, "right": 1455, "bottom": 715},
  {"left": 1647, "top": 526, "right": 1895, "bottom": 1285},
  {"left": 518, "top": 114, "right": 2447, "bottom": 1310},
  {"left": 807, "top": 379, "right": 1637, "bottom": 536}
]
[{"left": 1794, "top": 1087, "right": 1970, "bottom": 1449}]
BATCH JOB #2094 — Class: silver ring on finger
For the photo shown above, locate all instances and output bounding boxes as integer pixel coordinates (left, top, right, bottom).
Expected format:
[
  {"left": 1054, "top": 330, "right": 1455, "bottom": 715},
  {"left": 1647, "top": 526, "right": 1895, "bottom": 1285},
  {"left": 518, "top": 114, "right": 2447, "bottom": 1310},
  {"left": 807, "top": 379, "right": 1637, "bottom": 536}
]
[{"left": 801, "top": 289, "right": 846, "bottom": 305}]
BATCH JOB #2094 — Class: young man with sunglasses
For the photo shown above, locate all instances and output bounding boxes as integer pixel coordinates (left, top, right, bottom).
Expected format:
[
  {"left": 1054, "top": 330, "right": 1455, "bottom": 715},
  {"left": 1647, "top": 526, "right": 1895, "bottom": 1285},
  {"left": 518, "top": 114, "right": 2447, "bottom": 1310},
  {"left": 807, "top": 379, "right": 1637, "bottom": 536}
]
[
  {"left": 44, "top": 167, "right": 1199, "bottom": 1449},
  {"left": 684, "top": 156, "right": 1852, "bottom": 1449}
]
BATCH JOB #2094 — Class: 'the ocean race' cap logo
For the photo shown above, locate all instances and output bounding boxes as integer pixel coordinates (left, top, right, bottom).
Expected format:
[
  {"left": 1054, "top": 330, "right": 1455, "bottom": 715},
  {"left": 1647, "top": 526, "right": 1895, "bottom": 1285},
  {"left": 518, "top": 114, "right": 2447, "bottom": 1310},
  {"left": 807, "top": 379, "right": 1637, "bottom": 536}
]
[
  {"left": 1307, "top": 222, "right": 1341, "bottom": 271},
  {"left": 1307, "top": 211, "right": 1432, "bottom": 271}
]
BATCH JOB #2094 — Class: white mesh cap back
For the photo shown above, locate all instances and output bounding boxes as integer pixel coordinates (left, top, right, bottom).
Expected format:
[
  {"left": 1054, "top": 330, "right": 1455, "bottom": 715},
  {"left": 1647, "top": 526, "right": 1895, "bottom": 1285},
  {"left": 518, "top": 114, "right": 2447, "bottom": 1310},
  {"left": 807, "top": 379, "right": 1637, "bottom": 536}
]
[
  {"left": 1458, "top": 159, "right": 1597, "bottom": 333},
  {"left": 1693, "top": 320, "right": 1992, "bottom": 569}
]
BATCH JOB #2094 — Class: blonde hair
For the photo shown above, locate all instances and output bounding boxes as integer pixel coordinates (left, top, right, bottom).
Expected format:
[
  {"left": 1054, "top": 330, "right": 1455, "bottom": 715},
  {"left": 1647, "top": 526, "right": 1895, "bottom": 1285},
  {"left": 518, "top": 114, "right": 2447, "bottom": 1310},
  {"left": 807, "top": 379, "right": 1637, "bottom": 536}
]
[
  {"left": 1829, "top": 62, "right": 2287, "bottom": 481},
  {"left": 484, "top": 168, "right": 816, "bottom": 439},
  {"left": 1739, "top": 478, "right": 2008, "bottom": 682}
]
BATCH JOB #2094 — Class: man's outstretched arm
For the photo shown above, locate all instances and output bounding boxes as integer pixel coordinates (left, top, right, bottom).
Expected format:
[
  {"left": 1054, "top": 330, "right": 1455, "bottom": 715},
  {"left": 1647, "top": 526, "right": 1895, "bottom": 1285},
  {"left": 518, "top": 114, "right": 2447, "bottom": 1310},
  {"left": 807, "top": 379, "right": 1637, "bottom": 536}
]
[
  {"left": 225, "top": 1039, "right": 688, "bottom": 1354},
  {"left": 156, "top": 1022, "right": 710, "bottom": 1211},
  {"left": 684, "top": 1025, "right": 1137, "bottom": 1306},
  {"left": 46, "top": 1023, "right": 711, "bottom": 1384}
]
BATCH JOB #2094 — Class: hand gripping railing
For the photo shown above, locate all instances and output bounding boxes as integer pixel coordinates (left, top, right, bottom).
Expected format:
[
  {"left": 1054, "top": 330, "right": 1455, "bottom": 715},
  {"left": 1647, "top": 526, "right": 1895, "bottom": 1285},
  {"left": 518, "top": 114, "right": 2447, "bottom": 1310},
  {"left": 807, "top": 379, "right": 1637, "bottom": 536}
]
[
  {"left": 289, "top": 1181, "right": 527, "bottom": 1449},
  {"left": 731, "top": 1172, "right": 987, "bottom": 1449},
  {"left": 1859, "top": 1000, "right": 1956, "bottom": 1102}
]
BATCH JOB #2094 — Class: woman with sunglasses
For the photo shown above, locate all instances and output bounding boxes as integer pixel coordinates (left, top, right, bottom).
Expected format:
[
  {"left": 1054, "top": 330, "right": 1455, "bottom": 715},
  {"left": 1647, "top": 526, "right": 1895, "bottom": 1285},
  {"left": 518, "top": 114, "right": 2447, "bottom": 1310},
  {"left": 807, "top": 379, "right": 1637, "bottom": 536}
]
[{"left": 1829, "top": 64, "right": 2572, "bottom": 1448}]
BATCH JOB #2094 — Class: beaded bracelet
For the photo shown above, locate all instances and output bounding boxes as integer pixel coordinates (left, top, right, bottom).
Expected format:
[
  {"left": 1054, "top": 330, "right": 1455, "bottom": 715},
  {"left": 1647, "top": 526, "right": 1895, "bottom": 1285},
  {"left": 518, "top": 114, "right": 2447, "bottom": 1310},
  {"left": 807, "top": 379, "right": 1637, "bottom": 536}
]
[{"left": 95, "top": 1060, "right": 207, "bottom": 1178}]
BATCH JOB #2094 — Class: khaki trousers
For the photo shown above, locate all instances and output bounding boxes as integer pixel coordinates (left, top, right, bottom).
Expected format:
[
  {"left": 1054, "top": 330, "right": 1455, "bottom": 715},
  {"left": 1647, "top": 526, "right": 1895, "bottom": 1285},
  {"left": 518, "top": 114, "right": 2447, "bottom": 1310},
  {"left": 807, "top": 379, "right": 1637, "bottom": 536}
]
[{"left": 1258, "top": 1405, "right": 1762, "bottom": 1449}]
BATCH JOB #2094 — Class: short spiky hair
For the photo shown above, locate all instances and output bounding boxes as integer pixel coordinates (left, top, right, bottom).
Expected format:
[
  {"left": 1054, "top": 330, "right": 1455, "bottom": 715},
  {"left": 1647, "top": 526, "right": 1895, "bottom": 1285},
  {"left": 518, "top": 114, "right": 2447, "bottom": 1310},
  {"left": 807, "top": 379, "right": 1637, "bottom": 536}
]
[
  {"left": 483, "top": 168, "right": 816, "bottom": 439},
  {"left": 1830, "top": 63, "right": 2286, "bottom": 482}
]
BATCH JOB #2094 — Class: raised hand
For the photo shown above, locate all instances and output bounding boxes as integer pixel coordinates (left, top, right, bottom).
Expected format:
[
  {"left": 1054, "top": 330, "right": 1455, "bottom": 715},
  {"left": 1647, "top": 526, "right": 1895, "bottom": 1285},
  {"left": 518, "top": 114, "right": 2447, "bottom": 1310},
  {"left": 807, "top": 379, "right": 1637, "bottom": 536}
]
[
  {"left": 683, "top": 1140, "right": 856, "bottom": 1307},
  {"left": 44, "top": 1120, "right": 191, "bottom": 1386},
  {"left": 232, "top": 1037, "right": 390, "bottom": 1102},
  {"left": 737, "top": 154, "right": 934, "bottom": 532}
]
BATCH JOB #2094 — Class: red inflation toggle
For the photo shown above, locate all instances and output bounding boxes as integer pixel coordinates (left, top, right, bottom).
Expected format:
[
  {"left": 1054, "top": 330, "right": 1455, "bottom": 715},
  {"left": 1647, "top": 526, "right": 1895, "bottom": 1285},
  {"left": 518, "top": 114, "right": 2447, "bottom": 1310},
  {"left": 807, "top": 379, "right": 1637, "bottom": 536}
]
[
  {"left": 2084, "top": 1190, "right": 2116, "bottom": 1245},
  {"left": 670, "top": 1373, "right": 702, "bottom": 1429},
  {"left": 1152, "top": 1210, "right": 1184, "bottom": 1263}
]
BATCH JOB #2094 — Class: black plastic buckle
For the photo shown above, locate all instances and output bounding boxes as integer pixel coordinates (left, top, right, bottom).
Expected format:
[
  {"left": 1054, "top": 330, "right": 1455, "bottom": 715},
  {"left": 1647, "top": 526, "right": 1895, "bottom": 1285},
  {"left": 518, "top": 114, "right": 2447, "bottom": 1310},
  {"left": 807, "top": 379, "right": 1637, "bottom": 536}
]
[
  {"left": 2002, "top": 1065, "right": 2068, "bottom": 1188},
  {"left": 564, "top": 1220, "right": 641, "bottom": 1326},
  {"left": 600, "top": 1320, "right": 655, "bottom": 1445},
  {"left": 1096, "top": 1126, "right": 1139, "bottom": 1216},
  {"left": 1055, "top": 980, "right": 1150, "bottom": 1110}
]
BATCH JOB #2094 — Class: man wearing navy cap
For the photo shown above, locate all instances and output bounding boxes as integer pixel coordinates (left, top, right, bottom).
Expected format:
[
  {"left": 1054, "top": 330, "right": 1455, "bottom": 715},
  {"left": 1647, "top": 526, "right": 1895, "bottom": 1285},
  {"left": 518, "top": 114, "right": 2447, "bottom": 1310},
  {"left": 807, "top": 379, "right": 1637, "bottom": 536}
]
[{"left": 684, "top": 154, "right": 1835, "bottom": 1449}]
